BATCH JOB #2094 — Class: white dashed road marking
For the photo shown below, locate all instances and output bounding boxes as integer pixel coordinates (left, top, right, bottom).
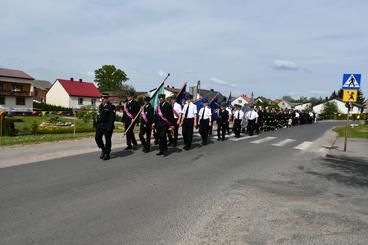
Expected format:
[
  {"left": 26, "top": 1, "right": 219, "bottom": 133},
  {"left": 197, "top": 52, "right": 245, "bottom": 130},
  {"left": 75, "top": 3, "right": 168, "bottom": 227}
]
[
  {"left": 230, "top": 135, "right": 259, "bottom": 142},
  {"left": 250, "top": 136, "right": 277, "bottom": 144},
  {"left": 271, "top": 139, "right": 296, "bottom": 147},
  {"left": 294, "top": 141, "right": 313, "bottom": 150}
]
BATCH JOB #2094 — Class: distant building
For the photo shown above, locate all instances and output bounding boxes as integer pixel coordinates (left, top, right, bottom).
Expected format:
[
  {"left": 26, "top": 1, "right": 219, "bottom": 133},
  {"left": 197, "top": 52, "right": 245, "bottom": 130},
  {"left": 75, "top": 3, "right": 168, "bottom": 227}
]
[
  {"left": 149, "top": 85, "right": 181, "bottom": 99},
  {"left": 294, "top": 102, "right": 312, "bottom": 111},
  {"left": 0, "top": 67, "right": 34, "bottom": 112},
  {"left": 231, "top": 95, "right": 251, "bottom": 107},
  {"left": 32, "top": 80, "right": 52, "bottom": 103},
  {"left": 277, "top": 100, "right": 293, "bottom": 110},
  {"left": 313, "top": 99, "right": 362, "bottom": 115},
  {"left": 46, "top": 78, "right": 101, "bottom": 109}
]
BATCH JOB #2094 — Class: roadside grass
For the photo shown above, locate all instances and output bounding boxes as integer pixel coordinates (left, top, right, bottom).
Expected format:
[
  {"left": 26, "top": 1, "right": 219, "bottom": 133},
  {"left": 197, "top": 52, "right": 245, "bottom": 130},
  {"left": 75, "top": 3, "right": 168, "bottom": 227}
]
[
  {"left": 0, "top": 132, "right": 96, "bottom": 146},
  {"left": 333, "top": 124, "right": 368, "bottom": 139}
]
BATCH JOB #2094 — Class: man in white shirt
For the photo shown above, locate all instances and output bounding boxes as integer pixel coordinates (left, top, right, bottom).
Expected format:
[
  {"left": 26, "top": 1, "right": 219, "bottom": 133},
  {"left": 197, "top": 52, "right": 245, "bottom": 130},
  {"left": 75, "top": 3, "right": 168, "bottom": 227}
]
[
  {"left": 180, "top": 94, "right": 197, "bottom": 150},
  {"left": 245, "top": 105, "right": 259, "bottom": 136},
  {"left": 168, "top": 95, "right": 182, "bottom": 147},
  {"left": 198, "top": 98, "right": 212, "bottom": 145},
  {"left": 232, "top": 104, "right": 244, "bottom": 138}
]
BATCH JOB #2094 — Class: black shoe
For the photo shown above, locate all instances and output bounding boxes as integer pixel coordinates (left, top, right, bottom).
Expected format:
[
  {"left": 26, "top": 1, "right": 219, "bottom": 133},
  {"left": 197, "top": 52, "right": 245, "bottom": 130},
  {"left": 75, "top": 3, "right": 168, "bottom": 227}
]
[
  {"left": 173, "top": 143, "right": 177, "bottom": 147},
  {"left": 142, "top": 148, "right": 147, "bottom": 153},
  {"left": 163, "top": 151, "right": 168, "bottom": 157},
  {"left": 124, "top": 146, "right": 133, "bottom": 150},
  {"left": 156, "top": 152, "right": 163, "bottom": 156},
  {"left": 168, "top": 142, "right": 173, "bottom": 146},
  {"left": 103, "top": 153, "right": 110, "bottom": 160},
  {"left": 100, "top": 151, "right": 105, "bottom": 159},
  {"left": 217, "top": 138, "right": 221, "bottom": 141}
]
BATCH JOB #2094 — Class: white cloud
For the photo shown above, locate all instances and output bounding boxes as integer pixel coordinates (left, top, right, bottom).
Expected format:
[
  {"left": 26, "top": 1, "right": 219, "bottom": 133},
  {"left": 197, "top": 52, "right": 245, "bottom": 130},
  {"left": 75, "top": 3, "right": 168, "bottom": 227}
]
[
  {"left": 209, "top": 77, "right": 237, "bottom": 87},
  {"left": 158, "top": 70, "right": 167, "bottom": 77},
  {"left": 272, "top": 60, "right": 299, "bottom": 70},
  {"left": 309, "top": 90, "right": 326, "bottom": 94}
]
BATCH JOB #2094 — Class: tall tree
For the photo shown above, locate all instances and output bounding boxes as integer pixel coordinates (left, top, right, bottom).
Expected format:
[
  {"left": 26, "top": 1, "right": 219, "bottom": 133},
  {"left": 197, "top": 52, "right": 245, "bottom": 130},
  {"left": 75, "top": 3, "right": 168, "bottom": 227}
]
[
  {"left": 94, "top": 65, "right": 129, "bottom": 92},
  {"left": 329, "top": 90, "right": 337, "bottom": 100},
  {"left": 281, "top": 95, "right": 294, "bottom": 102},
  {"left": 357, "top": 89, "right": 365, "bottom": 105},
  {"left": 320, "top": 101, "right": 338, "bottom": 116},
  {"left": 337, "top": 89, "right": 343, "bottom": 99}
]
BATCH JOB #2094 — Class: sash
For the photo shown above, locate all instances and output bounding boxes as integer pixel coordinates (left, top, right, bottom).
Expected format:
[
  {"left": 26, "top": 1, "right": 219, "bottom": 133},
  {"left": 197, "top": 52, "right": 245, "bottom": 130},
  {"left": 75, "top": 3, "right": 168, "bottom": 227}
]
[
  {"left": 124, "top": 105, "right": 134, "bottom": 119},
  {"left": 141, "top": 107, "right": 148, "bottom": 124},
  {"left": 157, "top": 103, "right": 171, "bottom": 126}
]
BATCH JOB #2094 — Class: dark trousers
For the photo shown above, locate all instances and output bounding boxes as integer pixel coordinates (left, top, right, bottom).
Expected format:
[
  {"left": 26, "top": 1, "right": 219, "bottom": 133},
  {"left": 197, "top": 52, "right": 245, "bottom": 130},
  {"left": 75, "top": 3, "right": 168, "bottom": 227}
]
[
  {"left": 139, "top": 124, "right": 152, "bottom": 151},
  {"left": 157, "top": 125, "right": 168, "bottom": 153},
  {"left": 182, "top": 118, "right": 194, "bottom": 148},
  {"left": 95, "top": 127, "right": 113, "bottom": 153},
  {"left": 233, "top": 119, "right": 242, "bottom": 137},
  {"left": 125, "top": 122, "right": 137, "bottom": 147},
  {"left": 199, "top": 119, "right": 210, "bottom": 144},
  {"left": 247, "top": 120, "right": 256, "bottom": 136},
  {"left": 217, "top": 122, "right": 227, "bottom": 140},
  {"left": 168, "top": 123, "right": 179, "bottom": 145}
]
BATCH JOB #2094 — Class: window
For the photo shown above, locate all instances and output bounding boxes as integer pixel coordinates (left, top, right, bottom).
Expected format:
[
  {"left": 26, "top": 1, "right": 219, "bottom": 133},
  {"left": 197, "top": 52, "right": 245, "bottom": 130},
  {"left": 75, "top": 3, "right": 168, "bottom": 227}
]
[
  {"left": 78, "top": 98, "right": 84, "bottom": 105},
  {"left": 238, "top": 99, "right": 242, "bottom": 103},
  {"left": 0, "top": 96, "right": 5, "bottom": 105},
  {"left": 12, "top": 84, "right": 23, "bottom": 92},
  {"left": 91, "top": 98, "right": 96, "bottom": 105},
  {"left": 0, "top": 83, "right": 3, "bottom": 92},
  {"left": 16, "top": 97, "right": 25, "bottom": 105}
]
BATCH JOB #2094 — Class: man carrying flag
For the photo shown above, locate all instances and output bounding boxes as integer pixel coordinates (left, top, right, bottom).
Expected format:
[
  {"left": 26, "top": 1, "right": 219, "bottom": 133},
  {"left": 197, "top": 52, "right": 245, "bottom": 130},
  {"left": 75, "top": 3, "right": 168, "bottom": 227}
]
[
  {"left": 154, "top": 94, "right": 175, "bottom": 156},
  {"left": 139, "top": 96, "right": 154, "bottom": 153},
  {"left": 122, "top": 91, "right": 140, "bottom": 150},
  {"left": 168, "top": 95, "right": 182, "bottom": 147}
]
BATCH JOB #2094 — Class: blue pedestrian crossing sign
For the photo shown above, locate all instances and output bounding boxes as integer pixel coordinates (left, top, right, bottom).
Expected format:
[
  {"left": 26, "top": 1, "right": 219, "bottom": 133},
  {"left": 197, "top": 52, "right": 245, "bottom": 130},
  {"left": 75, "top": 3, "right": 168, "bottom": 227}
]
[{"left": 342, "top": 74, "right": 361, "bottom": 90}]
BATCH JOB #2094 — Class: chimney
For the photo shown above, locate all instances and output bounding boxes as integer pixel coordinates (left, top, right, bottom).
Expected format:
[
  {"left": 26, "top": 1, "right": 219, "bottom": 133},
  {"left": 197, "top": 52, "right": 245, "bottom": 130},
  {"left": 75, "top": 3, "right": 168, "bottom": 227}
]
[
  {"left": 70, "top": 77, "right": 74, "bottom": 81},
  {"left": 79, "top": 79, "right": 83, "bottom": 82}
]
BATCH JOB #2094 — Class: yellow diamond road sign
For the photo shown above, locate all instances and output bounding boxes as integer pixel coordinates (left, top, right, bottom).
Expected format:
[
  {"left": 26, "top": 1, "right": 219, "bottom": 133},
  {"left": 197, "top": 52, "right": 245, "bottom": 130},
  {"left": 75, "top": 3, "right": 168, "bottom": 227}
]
[{"left": 343, "top": 89, "right": 357, "bottom": 102}]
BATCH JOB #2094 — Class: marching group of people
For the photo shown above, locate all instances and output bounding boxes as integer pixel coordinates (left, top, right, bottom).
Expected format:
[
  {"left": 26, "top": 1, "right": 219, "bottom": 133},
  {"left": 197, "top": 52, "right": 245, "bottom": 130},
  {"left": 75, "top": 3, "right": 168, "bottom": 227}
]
[{"left": 95, "top": 92, "right": 316, "bottom": 160}]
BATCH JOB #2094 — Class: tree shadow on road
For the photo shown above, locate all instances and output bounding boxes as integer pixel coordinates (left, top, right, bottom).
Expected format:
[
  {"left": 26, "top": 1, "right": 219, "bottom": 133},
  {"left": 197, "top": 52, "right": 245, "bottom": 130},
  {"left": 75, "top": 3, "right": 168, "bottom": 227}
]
[{"left": 306, "top": 157, "right": 368, "bottom": 188}]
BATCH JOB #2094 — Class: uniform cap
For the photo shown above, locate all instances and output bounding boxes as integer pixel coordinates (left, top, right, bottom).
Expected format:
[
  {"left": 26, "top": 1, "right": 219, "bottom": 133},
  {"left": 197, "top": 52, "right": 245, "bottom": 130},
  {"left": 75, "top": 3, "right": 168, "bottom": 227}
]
[
  {"left": 127, "top": 91, "right": 135, "bottom": 96},
  {"left": 203, "top": 98, "right": 209, "bottom": 103},
  {"left": 158, "top": 94, "right": 165, "bottom": 99},
  {"left": 144, "top": 96, "right": 151, "bottom": 102},
  {"left": 186, "top": 94, "right": 193, "bottom": 99},
  {"left": 101, "top": 94, "right": 109, "bottom": 99}
]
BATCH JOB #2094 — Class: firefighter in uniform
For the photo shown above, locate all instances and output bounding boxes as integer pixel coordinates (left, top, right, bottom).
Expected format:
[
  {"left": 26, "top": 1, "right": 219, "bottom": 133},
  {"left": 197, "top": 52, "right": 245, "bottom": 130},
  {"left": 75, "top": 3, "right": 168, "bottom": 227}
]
[
  {"left": 180, "top": 94, "right": 197, "bottom": 150},
  {"left": 168, "top": 95, "right": 182, "bottom": 147},
  {"left": 122, "top": 91, "right": 140, "bottom": 150},
  {"left": 95, "top": 94, "right": 116, "bottom": 160},
  {"left": 154, "top": 94, "right": 175, "bottom": 156},
  {"left": 139, "top": 96, "right": 154, "bottom": 153},
  {"left": 198, "top": 98, "right": 212, "bottom": 145}
]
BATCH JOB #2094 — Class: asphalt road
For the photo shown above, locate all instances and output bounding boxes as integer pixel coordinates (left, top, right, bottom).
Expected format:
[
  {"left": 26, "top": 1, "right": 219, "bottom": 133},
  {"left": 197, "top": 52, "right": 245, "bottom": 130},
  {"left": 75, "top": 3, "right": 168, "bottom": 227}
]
[{"left": 1, "top": 121, "right": 368, "bottom": 244}]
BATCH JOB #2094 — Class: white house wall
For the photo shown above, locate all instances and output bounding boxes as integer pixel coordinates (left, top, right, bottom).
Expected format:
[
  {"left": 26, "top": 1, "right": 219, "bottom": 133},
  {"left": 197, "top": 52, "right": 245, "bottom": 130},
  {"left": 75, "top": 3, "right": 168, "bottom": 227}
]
[
  {"left": 313, "top": 99, "right": 361, "bottom": 115},
  {"left": 69, "top": 96, "right": 100, "bottom": 109},
  {"left": 0, "top": 76, "right": 33, "bottom": 112},
  {"left": 46, "top": 81, "right": 70, "bottom": 108},
  {"left": 231, "top": 97, "right": 248, "bottom": 107},
  {"left": 0, "top": 96, "right": 33, "bottom": 112}
]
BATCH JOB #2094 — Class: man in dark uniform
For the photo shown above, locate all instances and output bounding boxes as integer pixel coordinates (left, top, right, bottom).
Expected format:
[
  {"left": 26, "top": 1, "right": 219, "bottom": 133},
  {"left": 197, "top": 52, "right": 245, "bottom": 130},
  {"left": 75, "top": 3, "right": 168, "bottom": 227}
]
[
  {"left": 217, "top": 103, "right": 229, "bottom": 141},
  {"left": 139, "top": 96, "right": 154, "bottom": 153},
  {"left": 122, "top": 91, "right": 140, "bottom": 150},
  {"left": 168, "top": 95, "right": 181, "bottom": 147},
  {"left": 154, "top": 94, "right": 175, "bottom": 156},
  {"left": 95, "top": 94, "right": 116, "bottom": 160},
  {"left": 180, "top": 94, "right": 197, "bottom": 150},
  {"left": 198, "top": 98, "right": 212, "bottom": 145}
]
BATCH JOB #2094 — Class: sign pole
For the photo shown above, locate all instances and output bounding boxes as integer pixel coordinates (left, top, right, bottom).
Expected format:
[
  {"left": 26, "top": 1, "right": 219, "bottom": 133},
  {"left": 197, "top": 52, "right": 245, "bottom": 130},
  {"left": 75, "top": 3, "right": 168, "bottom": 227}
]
[
  {"left": 343, "top": 107, "right": 349, "bottom": 152},
  {"left": 73, "top": 111, "right": 76, "bottom": 137},
  {"left": 0, "top": 114, "right": 3, "bottom": 146}
]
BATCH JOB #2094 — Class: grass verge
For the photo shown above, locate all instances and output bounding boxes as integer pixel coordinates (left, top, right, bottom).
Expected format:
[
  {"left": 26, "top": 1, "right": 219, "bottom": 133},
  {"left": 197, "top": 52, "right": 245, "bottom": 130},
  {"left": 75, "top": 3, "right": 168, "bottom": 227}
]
[{"left": 333, "top": 124, "right": 368, "bottom": 139}]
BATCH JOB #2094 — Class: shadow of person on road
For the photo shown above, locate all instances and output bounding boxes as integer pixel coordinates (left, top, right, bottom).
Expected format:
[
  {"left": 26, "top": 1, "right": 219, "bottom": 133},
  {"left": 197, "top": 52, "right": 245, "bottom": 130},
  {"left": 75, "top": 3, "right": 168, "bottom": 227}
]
[{"left": 110, "top": 150, "right": 134, "bottom": 159}]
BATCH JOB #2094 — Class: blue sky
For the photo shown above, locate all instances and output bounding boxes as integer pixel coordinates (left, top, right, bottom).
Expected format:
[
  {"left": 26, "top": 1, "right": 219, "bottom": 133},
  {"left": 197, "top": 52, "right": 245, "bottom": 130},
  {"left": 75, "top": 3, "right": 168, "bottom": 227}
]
[{"left": 1, "top": 0, "right": 367, "bottom": 99}]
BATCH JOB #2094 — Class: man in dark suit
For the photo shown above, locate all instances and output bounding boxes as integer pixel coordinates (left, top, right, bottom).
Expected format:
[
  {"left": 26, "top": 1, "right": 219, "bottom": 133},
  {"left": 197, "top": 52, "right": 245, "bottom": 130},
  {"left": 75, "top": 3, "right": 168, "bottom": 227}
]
[
  {"left": 217, "top": 103, "right": 229, "bottom": 141},
  {"left": 95, "top": 94, "right": 116, "bottom": 160},
  {"left": 154, "top": 94, "right": 175, "bottom": 156},
  {"left": 139, "top": 96, "right": 154, "bottom": 153},
  {"left": 122, "top": 91, "right": 140, "bottom": 150}
]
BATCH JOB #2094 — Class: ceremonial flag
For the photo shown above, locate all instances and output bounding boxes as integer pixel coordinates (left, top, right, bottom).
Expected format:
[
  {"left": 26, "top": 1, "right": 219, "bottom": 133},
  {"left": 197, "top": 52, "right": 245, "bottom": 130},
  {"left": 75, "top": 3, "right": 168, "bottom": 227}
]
[
  {"left": 150, "top": 82, "right": 165, "bottom": 110},
  {"left": 194, "top": 96, "right": 209, "bottom": 111},
  {"left": 176, "top": 83, "right": 187, "bottom": 104},
  {"left": 226, "top": 92, "right": 232, "bottom": 107},
  {"left": 209, "top": 94, "right": 219, "bottom": 120}
]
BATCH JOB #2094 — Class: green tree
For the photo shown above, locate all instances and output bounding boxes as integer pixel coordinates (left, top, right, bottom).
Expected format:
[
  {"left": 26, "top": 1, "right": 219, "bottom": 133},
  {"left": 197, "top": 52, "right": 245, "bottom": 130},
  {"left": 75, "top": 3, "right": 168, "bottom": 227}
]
[
  {"left": 281, "top": 95, "right": 294, "bottom": 102},
  {"left": 320, "top": 101, "right": 338, "bottom": 116},
  {"left": 337, "top": 89, "right": 343, "bottom": 99},
  {"left": 357, "top": 89, "right": 365, "bottom": 105},
  {"left": 94, "top": 65, "right": 129, "bottom": 92},
  {"left": 329, "top": 90, "right": 337, "bottom": 100}
]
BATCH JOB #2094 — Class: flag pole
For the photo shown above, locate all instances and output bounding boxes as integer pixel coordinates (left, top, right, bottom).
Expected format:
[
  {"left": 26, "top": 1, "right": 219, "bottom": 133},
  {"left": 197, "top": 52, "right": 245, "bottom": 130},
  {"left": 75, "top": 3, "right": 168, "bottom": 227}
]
[{"left": 123, "top": 73, "right": 170, "bottom": 136}]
